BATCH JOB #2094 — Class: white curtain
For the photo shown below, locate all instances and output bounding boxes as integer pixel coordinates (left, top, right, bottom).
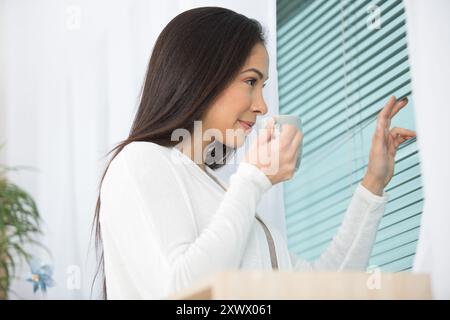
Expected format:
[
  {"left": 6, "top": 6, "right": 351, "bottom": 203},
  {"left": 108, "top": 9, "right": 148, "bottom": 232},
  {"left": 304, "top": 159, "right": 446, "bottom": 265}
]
[
  {"left": 404, "top": 0, "right": 450, "bottom": 299},
  {"left": 0, "top": 0, "right": 281, "bottom": 299}
]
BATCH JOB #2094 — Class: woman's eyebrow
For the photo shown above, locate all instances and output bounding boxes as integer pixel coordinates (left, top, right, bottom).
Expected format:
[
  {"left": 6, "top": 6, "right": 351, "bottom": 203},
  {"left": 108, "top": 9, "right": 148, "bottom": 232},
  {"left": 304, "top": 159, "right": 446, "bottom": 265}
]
[{"left": 240, "top": 68, "right": 269, "bottom": 81}]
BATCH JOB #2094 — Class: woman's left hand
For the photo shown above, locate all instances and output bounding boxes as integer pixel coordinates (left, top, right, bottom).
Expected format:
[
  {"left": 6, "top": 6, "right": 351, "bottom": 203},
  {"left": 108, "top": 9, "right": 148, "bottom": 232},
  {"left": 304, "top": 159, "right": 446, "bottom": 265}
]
[{"left": 362, "top": 96, "right": 417, "bottom": 196}]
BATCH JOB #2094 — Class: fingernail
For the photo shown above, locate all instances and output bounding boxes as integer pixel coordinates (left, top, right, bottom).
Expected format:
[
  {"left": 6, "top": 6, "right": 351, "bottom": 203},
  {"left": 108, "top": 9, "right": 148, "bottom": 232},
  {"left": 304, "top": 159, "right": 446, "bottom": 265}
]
[{"left": 401, "top": 97, "right": 408, "bottom": 102}]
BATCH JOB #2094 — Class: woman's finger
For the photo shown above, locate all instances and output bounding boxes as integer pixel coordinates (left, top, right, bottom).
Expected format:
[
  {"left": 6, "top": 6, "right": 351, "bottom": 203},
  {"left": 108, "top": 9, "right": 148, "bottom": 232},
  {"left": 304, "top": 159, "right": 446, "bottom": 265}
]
[
  {"left": 375, "top": 96, "right": 396, "bottom": 137},
  {"left": 279, "top": 124, "right": 299, "bottom": 146},
  {"left": 289, "top": 131, "right": 303, "bottom": 155},
  {"left": 390, "top": 127, "right": 417, "bottom": 137},
  {"left": 393, "top": 134, "right": 408, "bottom": 149},
  {"left": 390, "top": 97, "right": 409, "bottom": 119},
  {"left": 378, "top": 96, "right": 396, "bottom": 124}
]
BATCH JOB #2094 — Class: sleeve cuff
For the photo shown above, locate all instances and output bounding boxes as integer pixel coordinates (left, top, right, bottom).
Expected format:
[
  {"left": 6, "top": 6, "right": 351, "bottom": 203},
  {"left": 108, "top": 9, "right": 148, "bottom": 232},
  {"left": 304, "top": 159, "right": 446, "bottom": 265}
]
[
  {"left": 236, "top": 162, "right": 273, "bottom": 193},
  {"left": 356, "top": 182, "right": 389, "bottom": 203}
]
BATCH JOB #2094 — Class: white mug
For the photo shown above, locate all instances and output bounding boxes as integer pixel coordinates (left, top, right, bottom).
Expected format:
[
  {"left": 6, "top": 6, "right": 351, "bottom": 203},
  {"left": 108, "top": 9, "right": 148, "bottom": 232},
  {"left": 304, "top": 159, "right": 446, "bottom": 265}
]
[{"left": 257, "top": 115, "right": 303, "bottom": 171}]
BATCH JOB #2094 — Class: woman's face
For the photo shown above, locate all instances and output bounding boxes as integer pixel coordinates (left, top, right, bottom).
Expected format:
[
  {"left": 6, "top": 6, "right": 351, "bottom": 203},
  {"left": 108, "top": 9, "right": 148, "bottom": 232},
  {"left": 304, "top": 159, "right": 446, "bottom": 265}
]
[{"left": 201, "top": 43, "right": 269, "bottom": 149}]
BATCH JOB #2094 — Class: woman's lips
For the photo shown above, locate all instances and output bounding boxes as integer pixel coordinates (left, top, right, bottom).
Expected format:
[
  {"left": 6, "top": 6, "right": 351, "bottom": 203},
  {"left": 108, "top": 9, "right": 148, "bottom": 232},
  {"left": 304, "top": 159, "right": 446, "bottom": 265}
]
[{"left": 238, "top": 120, "right": 253, "bottom": 132}]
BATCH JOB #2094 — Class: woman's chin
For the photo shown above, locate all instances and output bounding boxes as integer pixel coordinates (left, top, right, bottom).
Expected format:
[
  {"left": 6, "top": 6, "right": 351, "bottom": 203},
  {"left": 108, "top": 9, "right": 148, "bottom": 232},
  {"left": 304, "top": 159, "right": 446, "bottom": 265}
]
[
  {"left": 220, "top": 128, "right": 248, "bottom": 149},
  {"left": 223, "top": 136, "right": 245, "bottom": 149}
]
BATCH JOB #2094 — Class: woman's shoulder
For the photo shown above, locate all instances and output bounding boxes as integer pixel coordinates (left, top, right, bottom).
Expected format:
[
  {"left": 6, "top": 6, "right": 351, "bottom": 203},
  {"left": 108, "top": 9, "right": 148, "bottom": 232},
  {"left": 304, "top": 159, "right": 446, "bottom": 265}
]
[
  {"left": 121, "top": 141, "right": 171, "bottom": 158},
  {"left": 106, "top": 141, "right": 176, "bottom": 181},
  {"left": 117, "top": 141, "right": 172, "bottom": 164},
  {"left": 100, "top": 142, "right": 188, "bottom": 208}
]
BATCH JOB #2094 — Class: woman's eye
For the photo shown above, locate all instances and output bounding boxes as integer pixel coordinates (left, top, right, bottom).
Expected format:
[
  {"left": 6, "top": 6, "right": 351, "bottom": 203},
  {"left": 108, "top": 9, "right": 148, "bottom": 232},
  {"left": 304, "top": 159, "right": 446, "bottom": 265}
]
[{"left": 245, "top": 78, "right": 257, "bottom": 87}]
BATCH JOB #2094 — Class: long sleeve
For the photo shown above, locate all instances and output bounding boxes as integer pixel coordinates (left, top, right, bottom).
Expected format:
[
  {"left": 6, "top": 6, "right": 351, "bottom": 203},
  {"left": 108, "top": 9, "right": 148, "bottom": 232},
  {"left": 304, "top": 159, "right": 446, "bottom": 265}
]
[
  {"left": 289, "top": 182, "right": 389, "bottom": 272},
  {"left": 100, "top": 142, "right": 272, "bottom": 297}
]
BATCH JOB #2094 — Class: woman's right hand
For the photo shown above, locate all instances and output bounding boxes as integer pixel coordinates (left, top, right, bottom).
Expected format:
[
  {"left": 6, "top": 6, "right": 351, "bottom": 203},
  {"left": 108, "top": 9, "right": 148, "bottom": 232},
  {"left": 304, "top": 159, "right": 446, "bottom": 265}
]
[{"left": 243, "top": 116, "right": 303, "bottom": 185}]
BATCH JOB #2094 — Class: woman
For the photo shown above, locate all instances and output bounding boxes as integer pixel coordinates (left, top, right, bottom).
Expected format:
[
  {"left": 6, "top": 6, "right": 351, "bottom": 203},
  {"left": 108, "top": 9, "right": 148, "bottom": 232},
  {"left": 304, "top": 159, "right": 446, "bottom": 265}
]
[{"left": 92, "top": 7, "right": 416, "bottom": 299}]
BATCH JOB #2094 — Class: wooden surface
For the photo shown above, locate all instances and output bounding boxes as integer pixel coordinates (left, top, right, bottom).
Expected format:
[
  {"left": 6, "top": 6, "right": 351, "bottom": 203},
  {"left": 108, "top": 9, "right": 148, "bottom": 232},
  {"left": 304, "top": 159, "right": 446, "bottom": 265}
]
[{"left": 168, "top": 270, "right": 432, "bottom": 300}]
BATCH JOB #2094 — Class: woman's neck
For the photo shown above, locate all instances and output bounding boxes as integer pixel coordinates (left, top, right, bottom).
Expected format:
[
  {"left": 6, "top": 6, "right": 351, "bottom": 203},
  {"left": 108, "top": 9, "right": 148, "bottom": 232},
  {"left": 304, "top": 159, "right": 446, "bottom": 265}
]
[{"left": 174, "top": 137, "right": 210, "bottom": 172}]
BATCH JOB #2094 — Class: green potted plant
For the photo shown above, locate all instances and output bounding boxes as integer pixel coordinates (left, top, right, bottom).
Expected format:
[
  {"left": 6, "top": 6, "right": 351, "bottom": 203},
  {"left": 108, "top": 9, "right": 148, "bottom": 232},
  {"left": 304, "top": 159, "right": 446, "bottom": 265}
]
[{"left": 0, "top": 148, "right": 45, "bottom": 299}]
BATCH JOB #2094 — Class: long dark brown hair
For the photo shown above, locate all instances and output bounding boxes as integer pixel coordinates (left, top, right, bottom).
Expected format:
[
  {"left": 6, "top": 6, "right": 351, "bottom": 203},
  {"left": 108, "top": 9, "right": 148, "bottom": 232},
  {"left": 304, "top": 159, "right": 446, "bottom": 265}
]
[{"left": 91, "top": 6, "right": 266, "bottom": 299}]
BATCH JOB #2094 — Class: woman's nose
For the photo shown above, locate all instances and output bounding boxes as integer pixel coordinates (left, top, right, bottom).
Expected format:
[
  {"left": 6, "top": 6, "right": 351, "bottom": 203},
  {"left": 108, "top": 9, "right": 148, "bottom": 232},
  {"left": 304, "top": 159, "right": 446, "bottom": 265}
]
[
  {"left": 259, "top": 104, "right": 268, "bottom": 115},
  {"left": 252, "top": 98, "right": 268, "bottom": 115}
]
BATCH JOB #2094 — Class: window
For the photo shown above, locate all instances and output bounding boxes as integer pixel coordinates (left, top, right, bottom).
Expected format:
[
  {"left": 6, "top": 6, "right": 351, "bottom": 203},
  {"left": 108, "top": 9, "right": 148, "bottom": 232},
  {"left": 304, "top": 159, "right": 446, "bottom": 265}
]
[{"left": 277, "top": 0, "right": 423, "bottom": 272}]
